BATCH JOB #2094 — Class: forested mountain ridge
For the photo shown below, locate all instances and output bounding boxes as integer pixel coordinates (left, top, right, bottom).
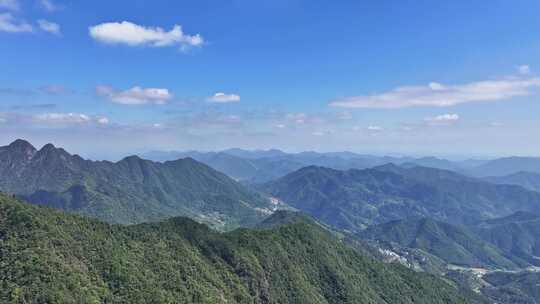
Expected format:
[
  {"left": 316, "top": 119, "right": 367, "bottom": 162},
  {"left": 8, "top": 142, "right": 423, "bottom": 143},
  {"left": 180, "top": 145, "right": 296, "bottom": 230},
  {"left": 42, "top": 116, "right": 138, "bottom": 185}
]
[
  {"left": 475, "top": 212, "right": 540, "bottom": 266},
  {"left": 362, "top": 217, "right": 524, "bottom": 270},
  {"left": 262, "top": 164, "right": 540, "bottom": 233},
  {"left": 484, "top": 171, "right": 540, "bottom": 192},
  {"left": 0, "top": 194, "right": 483, "bottom": 304},
  {"left": 0, "top": 139, "right": 279, "bottom": 229}
]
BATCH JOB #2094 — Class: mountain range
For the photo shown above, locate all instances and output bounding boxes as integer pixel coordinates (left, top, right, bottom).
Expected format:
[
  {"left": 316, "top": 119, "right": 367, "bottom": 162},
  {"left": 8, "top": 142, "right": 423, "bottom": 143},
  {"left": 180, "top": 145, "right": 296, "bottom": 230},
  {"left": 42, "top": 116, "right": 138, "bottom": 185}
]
[
  {"left": 0, "top": 139, "right": 281, "bottom": 229},
  {"left": 0, "top": 193, "right": 483, "bottom": 304},
  {"left": 142, "top": 149, "right": 540, "bottom": 184},
  {"left": 141, "top": 149, "right": 484, "bottom": 183},
  {"left": 4, "top": 139, "right": 540, "bottom": 303},
  {"left": 261, "top": 164, "right": 540, "bottom": 233},
  {"left": 468, "top": 157, "right": 540, "bottom": 177},
  {"left": 484, "top": 171, "right": 540, "bottom": 192}
]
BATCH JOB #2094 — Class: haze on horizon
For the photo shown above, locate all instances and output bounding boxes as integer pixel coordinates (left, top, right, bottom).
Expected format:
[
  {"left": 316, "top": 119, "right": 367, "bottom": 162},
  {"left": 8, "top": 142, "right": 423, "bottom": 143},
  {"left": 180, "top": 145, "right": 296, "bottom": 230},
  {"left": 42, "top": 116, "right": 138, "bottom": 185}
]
[{"left": 2, "top": 0, "right": 540, "bottom": 159}]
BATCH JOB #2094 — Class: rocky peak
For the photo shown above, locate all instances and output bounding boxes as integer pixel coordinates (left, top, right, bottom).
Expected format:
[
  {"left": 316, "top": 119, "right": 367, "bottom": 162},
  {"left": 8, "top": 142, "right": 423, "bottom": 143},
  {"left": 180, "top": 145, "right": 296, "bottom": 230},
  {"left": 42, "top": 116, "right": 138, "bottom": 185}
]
[
  {"left": 6, "top": 139, "right": 37, "bottom": 161},
  {"left": 33, "top": 143, "right": 74, "bottom": 164},
  {"left": 40, "top": 143, "right": 57, "bottom": 152}
]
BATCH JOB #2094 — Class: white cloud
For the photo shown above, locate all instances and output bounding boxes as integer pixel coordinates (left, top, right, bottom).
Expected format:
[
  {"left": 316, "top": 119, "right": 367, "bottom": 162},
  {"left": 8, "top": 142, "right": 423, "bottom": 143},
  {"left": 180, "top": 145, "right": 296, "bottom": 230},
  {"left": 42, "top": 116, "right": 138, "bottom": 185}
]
[
  {"left": 0, "top": 111, "right": 111, "bottom": 127},
  {"left": 38, "top": 19, "right": 60, "bottom": 35},
  {"left": 367, "top": 125, "right": 383, "bottom": 131},
  {"left": 275, "top": 124, "right": 286, "bottom": 129},
  {"left": 424, "top": 113, "right": 460, "bottom": 126},
  {"left": 88, "top": 21, "right": 204, "bottom": 50},
  {"left": 34, "top": 113, "right": 91, "bottom": 124},
  {"left": 518, "top": 65, "right": 531, "bottom": 75},
  {"left": 207, "top": 92, "right": 240, "bottom": 103},
  {"left": 39, "top": 0, "right": 60, "bottom": 12},
  {"left": 0, "top": 0, "right": 19, "bottom": 11},
  {"left": 0, "top": 13, "right": 32, "bottom": 33},
  {"left": 425, "top": 114, "right": 459, "bottom": 122},
  {"left": 330, "top": 76, "right": 540, "bottom": 109},
  {"left": 96, "top": 85, "right": 172, "bottom": 105},
  {"left": 33, "top": 113, "right": 111, "bottom": 126},
  {"left": 97, "top": 117, "right": 109, "bottom": 125},
  {"left": 286, "top": 113, "right": 307, "bottom": 124},
  {"left": 336, "top": 111, "right": 352, "bottom": 120}
]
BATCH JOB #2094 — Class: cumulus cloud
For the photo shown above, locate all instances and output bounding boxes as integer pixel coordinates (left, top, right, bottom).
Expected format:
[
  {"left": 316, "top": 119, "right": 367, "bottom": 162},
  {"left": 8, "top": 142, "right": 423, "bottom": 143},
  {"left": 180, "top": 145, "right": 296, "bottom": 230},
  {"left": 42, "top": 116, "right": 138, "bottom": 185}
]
[
  {"left": 96, "top": 85, "right": 172, "bottom": 105},
  {"left": 0, "top": 0, "right": 19, "bottom": 11},
  {"left": 39, "top": 0, "right": 61, "bottom": 12},
  {"left": 329, "top": 75, "right": 540, "bottom": 109},
  {"left": 37, "top": 19, "right": 60, "bottom": 35},
  {"left": 207, "top": 92, "right": 240, "bottom": 103},
  {"left": 0, "top": 13, "right": 32, "bottom": 33},
  {"left": 88, "top": 21, "right": 204, "bottom": 50}
]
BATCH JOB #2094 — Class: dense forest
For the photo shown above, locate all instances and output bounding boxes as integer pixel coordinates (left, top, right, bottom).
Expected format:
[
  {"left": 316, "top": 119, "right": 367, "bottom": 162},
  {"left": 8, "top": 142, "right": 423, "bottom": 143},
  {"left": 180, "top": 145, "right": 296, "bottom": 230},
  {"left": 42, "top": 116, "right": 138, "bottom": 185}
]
[{"left": 0, "top": 193, "right": 482, "bottom": 304}]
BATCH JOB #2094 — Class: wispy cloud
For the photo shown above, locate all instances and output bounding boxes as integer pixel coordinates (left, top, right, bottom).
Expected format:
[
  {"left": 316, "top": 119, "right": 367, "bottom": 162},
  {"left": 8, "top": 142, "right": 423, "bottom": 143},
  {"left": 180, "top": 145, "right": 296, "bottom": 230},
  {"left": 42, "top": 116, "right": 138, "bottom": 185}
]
[
  {"left": 39, "top": 0, "right": 61, "bottom": 12},
  {"left": 39, "top": 84, "right": 69, "bottom": 95},
  {"left": 0, "top": 87, "right": 35, "bottom": 96},
  {"left": 1, "top": 85, "right": 70, "bottom": 96},
  {"left": 0, "top": 0, "right": 19, "bottom": 11},
  {"left": 34, "top": 112, "right": 93, "bottom": 124},
  {"left": 286, "top": 112, "right": 307, "bottom": 124},
  {"left": 89, "top": 21, "right": 204, "bottom": 50},
  {"left": 517, "top": 65, "right": 531, "bottom": 75},
  {"left": 96, "top": 85, "right": 172, "bottom": 105},
  {"left": 367, "top": 125, "right": 383, "bottom": 131},
  {"left": 330, "top": 74, "right": 540, "bottom": 109},
  {"left": 0, "top": 112, "right": 110, "bottom": 126},
  {"left": 425, "top": 113, "right": 460, "bottom": 123},
  {"left": 207, "top": 92, "right": 240, "bottom": 103},
  {"left": 424, "top": 113, "right": 460, "bottom": 125},
  {"left": 10, "top": 103, "right": 57, "bottom": 110},
  {"left": 0, "top": 13, "right": 32, "bottom": 33},
  {"left": 37, "top": 19, "right": 60, "bottom": 35}
]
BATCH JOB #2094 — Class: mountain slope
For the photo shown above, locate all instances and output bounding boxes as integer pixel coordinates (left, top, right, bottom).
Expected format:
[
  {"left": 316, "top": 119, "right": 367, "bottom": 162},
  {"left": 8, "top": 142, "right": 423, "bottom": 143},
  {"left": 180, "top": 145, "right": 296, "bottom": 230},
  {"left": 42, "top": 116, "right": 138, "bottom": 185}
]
[
  {"left": 362, "top": 217, "right": 520, "bottom": 269},
  {"left": 0, "top": 194, "right": 482, "bottom": 304},
  {"left": 476, "top": 212, "right": 540, "bottom": 266},
  {"left": 481, "top": 271, "right": 540, "bottom": 304},
  {"left": 468, "top": 157, "right": 540, "bottom": 177},
  {"left": 484, "top": 172, "right": 540, "bottom": 192},
  {"left": 0, "top": 140, "right": 279, "bottom": 229},
  {"left": 262, "top": 165, "right": 540, "bottom": 233}
]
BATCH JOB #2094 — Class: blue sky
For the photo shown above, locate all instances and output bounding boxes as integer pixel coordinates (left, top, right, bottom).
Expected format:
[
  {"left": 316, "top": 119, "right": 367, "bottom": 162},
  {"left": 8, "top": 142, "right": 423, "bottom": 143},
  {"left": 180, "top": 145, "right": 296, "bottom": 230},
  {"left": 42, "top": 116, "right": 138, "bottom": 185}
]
[{"left": 1, "top": 0, "right": 540, "bottom": 159}]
